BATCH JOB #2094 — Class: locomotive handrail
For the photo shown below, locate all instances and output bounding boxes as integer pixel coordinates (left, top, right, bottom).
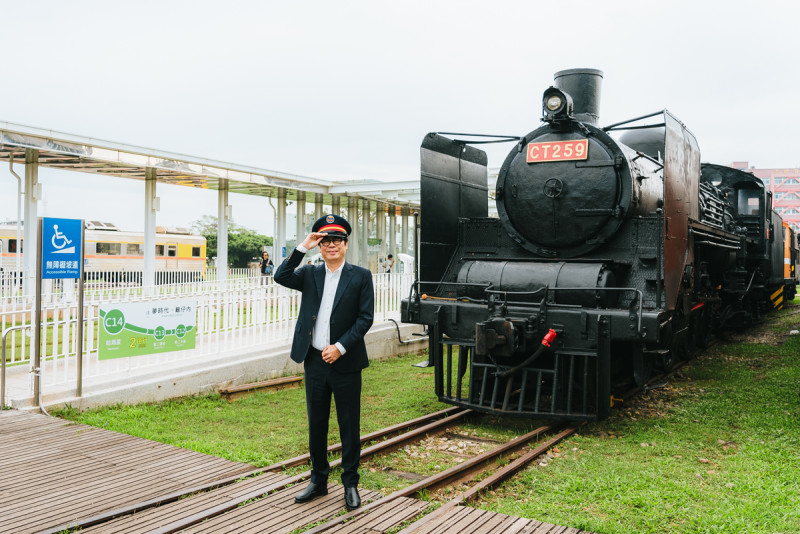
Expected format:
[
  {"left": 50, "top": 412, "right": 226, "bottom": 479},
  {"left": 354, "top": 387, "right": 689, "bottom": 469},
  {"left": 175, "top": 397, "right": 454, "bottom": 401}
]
[
  {"left": 409, "top": 280, "right": 492, "bottom": 304},
  {"left": 631, "top": 151, "right": 664, "bottom": 172},
  {"left": 431, "top": 132, "right": 520, "bottom": 145},
  {"left": 602, "top": 110, "right": 665, "bottom": 132}
]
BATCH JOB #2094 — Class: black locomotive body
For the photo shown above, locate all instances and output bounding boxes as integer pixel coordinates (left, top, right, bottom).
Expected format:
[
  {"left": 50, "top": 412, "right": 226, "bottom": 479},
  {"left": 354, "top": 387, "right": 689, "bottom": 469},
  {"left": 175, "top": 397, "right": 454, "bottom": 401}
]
[{"left": 401, "top": 69, "right": 798, "bottom": 421}]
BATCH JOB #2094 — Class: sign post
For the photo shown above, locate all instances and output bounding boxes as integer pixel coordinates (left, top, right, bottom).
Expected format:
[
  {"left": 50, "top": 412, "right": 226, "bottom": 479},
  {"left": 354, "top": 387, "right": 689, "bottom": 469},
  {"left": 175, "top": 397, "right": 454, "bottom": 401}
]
[{"left": 35, "top": 217, "right": 85, "bottom": 407}]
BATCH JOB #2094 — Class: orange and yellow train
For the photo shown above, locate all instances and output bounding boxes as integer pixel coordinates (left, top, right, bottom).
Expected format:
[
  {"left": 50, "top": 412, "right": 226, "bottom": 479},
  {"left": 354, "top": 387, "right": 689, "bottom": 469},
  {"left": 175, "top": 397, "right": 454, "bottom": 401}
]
[{"left": 0, "top": 221, "right": 206, "bottom": 283}]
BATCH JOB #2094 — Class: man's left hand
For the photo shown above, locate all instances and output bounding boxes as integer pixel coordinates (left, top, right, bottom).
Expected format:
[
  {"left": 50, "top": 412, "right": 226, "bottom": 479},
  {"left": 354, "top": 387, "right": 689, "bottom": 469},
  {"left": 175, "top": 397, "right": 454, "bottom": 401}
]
[{"left": 321, "top": 344, "right": 341, "bottom": 364}]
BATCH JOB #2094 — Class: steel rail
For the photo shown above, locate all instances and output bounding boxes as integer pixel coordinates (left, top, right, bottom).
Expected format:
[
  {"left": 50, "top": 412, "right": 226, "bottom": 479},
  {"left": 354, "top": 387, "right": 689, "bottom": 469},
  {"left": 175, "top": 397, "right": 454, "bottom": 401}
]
[
  {"left": 301, "top": 422, "right": 561, "bottom": 534},
  {"left": 262, "top": 406, "right": 463, "bottom": 471},
  {"left": 38, "top": 407, "right": 469, "bottom": 534},
  {"left": 131, "top": 409, "right": 473, "bottom": 534},
  {"left": 399, "top": 426, "right": 580, "bottom": 534}
]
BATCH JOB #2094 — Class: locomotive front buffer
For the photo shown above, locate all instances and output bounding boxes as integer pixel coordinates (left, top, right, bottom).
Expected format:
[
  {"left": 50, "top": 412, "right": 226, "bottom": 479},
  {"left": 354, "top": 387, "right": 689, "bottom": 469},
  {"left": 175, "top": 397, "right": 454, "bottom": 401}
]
[{"left": 403, "top": 289, "right": 664, "bottom": 421}]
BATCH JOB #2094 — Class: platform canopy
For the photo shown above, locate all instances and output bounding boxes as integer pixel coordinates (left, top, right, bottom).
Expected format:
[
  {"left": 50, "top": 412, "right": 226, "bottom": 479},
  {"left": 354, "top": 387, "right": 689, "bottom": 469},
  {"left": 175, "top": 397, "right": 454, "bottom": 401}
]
[{"left": 0, "top": 121, "right": 420, "bottom": 208}]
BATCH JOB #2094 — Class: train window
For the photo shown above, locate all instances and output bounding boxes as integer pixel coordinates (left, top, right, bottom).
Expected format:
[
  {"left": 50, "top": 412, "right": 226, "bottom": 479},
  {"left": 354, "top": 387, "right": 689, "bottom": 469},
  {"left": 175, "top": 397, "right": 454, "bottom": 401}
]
[
  {"left": 127, "top": 244, "right": 145, "bottom": 256},
  {"left": 167, "top": 245, "right": 177, "bottom": 257},
  {"left": 8, "top": 239, "right": 20, "bottom": 253},
  {"left": 96, "top": 242, "right": 121, "bottom": 255},
  {"left": 155, "top": 245, "right": 165, "bottom": 256},
  {"left": 192, "top": 246, "right": 201, "bottom": 257},
  {"left": 737, "top": 190, "right": 760, "bottom": 216}
]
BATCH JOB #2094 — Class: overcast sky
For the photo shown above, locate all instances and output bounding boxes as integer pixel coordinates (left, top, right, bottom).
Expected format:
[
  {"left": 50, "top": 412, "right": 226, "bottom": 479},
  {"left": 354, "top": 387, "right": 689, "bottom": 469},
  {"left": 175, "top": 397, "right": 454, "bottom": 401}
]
[{"left": 1, "top": 0, "right": 798, "bottom": 237}]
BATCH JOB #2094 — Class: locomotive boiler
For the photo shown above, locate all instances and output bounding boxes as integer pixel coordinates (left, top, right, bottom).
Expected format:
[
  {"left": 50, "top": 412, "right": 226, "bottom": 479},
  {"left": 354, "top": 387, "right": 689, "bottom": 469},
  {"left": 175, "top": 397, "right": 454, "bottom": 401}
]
[{"left": 401, "top": 68, "right": 797, "bottom": 421}]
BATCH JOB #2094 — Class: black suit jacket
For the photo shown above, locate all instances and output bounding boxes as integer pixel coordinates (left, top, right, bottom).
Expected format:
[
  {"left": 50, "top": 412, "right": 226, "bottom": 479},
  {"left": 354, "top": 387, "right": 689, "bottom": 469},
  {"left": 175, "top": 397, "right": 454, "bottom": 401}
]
[{"left": 274, "top": 248, "right": 375, "bottom": 373}]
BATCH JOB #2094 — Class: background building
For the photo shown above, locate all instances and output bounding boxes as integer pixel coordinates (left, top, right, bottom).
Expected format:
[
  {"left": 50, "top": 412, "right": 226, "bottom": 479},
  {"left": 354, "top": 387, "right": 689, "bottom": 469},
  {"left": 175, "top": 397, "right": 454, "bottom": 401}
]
[{"left": 731, "top": 162, "right": 800, "bottom": 231}]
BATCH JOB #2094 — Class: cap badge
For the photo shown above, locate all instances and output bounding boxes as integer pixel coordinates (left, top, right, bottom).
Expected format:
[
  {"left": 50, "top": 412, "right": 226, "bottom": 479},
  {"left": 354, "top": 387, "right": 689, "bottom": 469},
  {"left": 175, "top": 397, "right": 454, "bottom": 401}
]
[{"left": 326, "top": 215, "right": 334, "bottom": 223}]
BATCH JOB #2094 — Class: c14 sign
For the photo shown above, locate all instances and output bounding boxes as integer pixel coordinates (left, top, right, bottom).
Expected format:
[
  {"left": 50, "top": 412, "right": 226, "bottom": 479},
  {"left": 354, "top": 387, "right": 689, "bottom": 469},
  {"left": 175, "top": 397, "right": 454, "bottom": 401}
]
[
  {"left": 526, "top": 139, "right": 588, "bottom": 163},
  {"left": 98, "top": 299, "right": 197, "bottom": 360}
]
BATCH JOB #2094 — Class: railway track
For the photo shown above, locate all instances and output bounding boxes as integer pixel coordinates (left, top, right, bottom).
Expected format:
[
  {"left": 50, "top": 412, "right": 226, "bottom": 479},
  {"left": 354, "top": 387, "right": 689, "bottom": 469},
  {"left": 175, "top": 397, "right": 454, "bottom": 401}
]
[{"left": 46, "top": 404, "right": 582, "bottom": 533}]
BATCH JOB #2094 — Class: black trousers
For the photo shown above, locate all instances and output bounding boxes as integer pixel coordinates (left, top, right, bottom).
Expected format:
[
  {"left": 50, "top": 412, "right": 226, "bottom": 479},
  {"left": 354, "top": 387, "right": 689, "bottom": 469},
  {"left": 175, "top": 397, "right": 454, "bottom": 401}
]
[{"left": 303, "top": 347, "right": 362, "bottom": 488}]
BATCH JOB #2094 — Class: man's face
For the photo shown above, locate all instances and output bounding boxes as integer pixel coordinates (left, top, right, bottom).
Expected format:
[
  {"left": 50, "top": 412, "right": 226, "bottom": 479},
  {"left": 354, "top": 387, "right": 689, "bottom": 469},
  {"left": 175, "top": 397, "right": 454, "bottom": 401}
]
[{"left": 319, "top": 236, "right": 348, "bottom": 263}]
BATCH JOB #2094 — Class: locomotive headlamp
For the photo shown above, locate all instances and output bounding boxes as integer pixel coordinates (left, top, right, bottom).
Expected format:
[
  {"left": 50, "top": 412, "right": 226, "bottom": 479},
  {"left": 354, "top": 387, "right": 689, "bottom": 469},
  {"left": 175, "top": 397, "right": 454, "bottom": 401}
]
[
  {"left": 545, "top": 94, "right": 563, "bottom": 111},
  {"left": 542, "top": 87, "right": 574, "bottom": 124}
]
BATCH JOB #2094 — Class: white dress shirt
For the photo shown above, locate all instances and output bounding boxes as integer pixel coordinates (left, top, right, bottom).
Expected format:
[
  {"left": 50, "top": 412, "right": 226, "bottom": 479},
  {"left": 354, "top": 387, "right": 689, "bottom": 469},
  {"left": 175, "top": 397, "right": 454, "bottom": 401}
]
[{"left": 296, "top": 245, "right": 347, "bottom": 355}]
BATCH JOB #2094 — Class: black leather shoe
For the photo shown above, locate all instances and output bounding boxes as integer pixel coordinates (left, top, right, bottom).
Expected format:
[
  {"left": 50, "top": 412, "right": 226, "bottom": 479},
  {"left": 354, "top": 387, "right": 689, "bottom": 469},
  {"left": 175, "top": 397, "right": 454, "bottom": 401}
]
[
  {"left": 294, "top": 482, "right": 328, "bottom": 504},
  {"left": 344, "top": 486, "right": 361, "bottom": 510}
]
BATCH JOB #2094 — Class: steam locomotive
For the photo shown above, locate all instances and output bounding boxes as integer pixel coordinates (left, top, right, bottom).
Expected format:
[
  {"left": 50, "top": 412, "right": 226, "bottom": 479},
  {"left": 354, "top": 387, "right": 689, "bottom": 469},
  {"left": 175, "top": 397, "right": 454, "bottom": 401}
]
[{"left": 401, "top": 68, "right": 798, "bottom": 421}]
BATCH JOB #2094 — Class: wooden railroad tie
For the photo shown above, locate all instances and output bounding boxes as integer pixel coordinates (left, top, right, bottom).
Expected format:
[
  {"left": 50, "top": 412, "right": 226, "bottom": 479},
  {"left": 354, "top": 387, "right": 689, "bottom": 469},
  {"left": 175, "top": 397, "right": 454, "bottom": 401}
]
[{"left": 219, "top": 376, "right": 303, "bottom": 401}]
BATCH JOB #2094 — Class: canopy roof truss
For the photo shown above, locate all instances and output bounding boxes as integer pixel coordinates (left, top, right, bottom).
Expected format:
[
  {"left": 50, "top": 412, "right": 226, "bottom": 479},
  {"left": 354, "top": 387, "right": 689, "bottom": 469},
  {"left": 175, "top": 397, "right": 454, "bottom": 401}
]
[{"left": 0, "top": 121, "right": 419, "bottom": 207}]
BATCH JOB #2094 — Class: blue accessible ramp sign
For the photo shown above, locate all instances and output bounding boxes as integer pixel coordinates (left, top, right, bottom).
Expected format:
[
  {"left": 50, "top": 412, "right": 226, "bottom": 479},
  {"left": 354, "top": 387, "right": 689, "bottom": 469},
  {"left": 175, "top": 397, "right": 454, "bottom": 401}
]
[{"left": 42, "top": 217, "right": 82, "bottom": 279}]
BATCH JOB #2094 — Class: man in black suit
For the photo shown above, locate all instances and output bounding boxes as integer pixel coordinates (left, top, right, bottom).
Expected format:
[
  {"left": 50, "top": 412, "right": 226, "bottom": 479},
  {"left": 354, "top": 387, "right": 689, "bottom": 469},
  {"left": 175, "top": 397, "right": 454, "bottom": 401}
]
[{"left": 274, "top": 214, "right": 374, "bottom": 510}]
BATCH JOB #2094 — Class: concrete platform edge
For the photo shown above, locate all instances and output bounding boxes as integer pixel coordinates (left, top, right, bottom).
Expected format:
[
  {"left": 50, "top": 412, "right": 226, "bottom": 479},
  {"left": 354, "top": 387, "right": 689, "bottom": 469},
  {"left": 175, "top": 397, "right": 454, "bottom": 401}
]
[{"left": 17, "top": 321, "right": 427, "bottom": 412}]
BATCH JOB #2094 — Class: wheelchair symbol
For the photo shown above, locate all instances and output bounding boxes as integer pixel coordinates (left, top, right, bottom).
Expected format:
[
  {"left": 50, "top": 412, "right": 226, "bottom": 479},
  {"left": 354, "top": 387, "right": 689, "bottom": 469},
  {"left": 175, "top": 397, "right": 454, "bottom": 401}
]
[{"left": 51, "top": 225, "right": 73, "bottom": 250}]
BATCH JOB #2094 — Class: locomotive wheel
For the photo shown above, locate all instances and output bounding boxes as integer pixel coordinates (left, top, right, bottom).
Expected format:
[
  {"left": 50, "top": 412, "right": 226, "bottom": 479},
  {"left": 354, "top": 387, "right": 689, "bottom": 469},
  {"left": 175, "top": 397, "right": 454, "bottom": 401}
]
[{"left": 631, "top": 342, "right": 653, "bottom": 387}]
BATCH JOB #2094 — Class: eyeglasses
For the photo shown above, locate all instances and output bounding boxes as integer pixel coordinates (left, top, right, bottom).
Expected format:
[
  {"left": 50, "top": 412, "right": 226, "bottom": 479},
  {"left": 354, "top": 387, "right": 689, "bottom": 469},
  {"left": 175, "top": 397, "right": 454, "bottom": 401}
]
[{"left": 320, "top": 237, "right": 346, "bottom": 247}]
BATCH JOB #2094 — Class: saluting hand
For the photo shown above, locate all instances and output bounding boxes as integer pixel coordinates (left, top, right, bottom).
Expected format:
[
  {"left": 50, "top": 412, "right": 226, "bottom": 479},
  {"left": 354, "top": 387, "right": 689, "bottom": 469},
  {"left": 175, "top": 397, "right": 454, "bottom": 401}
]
[
  {"left": 301, "top": 232, "right": 328, "bottom": 250},
  {"left": 321, "top": 344, "right": 341, "bottom": 364}
]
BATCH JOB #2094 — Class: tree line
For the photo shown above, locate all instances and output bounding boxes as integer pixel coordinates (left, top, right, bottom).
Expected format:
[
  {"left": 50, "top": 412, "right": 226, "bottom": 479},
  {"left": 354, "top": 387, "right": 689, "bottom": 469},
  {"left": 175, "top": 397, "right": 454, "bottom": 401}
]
[{"left": 191, "top": 215, "right": 273, "bottom": 268}]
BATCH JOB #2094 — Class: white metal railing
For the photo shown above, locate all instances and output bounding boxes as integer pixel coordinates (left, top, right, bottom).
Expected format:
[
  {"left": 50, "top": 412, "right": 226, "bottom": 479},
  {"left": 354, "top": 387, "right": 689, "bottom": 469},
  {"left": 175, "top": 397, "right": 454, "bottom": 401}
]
[
  {"left": 0, "top": 268, "right": 262, "bottom": 301},
  {"left": 1, "top": 271, "right": 414, "bottom": 406}
]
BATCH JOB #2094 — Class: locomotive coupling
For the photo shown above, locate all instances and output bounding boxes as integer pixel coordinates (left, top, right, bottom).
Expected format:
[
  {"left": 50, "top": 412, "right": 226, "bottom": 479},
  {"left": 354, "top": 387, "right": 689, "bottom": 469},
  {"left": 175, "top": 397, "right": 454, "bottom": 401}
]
[{"left": 475, "top": 318, "right": 516, "bottom": 357}]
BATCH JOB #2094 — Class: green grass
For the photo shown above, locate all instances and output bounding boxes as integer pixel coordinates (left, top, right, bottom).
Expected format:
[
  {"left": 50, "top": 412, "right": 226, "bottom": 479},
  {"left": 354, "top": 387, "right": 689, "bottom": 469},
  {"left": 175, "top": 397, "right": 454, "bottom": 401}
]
[
  {"left": 481, "top": 304, "right": 800, "bottom": 533},
  {"left": 53, "top": 303, "right": 800, "bottom": 533},
  {"left": 55, "top": 352, "right": 449, "bottom": 467}
]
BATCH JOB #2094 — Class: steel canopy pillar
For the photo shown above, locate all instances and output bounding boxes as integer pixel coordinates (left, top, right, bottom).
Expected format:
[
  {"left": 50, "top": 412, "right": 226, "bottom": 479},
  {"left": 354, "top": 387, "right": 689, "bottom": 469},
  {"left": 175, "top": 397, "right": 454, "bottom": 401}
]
[
  {"left": 360, "top": 199, "right": 370, "bottom": 268},
  {"left": 217, "top": 179, "right": 229, "bottom": 282},
  {"left": 377, "top": 202, "right": 386, "bottom": 263},
  {"left": 401, "top": 207, "right": 409, "bottom": 257},
  {"left": 23, "top": 149, "right": 39, "bottom": 297},
  {"left": 277, "top": 188, "right": 287, "bottom": 261},
  {"left": 347, "top": 197, "right": 358, "bottom": 264},
  {"left": 314, "top": 193, "right": 323, "bottom": 221},
  {"left": 143, "top": 168, "right": 158, "bottom": 290},
  {"left": 296, "top": 191, "right": 306, "bottom": 246},
  {"left": 388, "top": 205, "right": 397, "bottom": 261}
]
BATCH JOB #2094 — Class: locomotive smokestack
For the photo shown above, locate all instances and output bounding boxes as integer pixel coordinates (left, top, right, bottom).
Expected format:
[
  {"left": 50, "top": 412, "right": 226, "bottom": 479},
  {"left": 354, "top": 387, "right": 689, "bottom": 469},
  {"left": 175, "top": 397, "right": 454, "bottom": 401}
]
[{"left": 553, "top": 68, "right": 603, "bottom": 126}]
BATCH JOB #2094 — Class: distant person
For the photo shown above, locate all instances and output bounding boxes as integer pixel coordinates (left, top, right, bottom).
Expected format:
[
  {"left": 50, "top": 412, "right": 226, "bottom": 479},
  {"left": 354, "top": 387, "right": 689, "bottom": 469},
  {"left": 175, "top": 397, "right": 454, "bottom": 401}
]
[
  {"left": 260, "top": 251, "right": 274, "bottom": 280},
  {"left": 274, "top": 214, "right": 374, "bottom": 511},
  {"left": 381, "top": 254, "right": 395, "bottom": 273}
]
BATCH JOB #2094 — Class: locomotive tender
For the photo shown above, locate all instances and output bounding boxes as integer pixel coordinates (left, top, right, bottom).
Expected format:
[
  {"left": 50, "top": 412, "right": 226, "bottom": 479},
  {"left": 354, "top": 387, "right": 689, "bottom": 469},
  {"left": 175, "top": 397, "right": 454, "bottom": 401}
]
[{"left": 401, "top": 68, "right": 798, "bottom": 421}]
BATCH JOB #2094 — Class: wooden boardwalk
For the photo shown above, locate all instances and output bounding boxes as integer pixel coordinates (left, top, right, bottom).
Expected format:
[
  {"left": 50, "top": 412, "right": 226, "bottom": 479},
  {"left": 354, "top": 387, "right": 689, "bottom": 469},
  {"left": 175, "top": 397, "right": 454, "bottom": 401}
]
[
  {"left": 395, "top": 506, "right": 587, "bottom": 533},
  {"left": 0, "top": 410, "right": 593, "bottom": 534},
  {"left": 0, "top": 410, "right": 256, "bottom": 533}
]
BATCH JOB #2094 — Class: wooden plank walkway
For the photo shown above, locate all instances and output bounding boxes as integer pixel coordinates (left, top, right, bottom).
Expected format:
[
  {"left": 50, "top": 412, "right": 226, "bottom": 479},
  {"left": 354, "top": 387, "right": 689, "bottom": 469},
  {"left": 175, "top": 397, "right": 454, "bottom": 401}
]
[
  {"left": 81, "top": 472, "right": 293, "bottom": 533},
  {"left": 0, "top": 409, "right": 593, "bottom": 534},
  {"left": 395, "top": 505, "right": 589, "bottom": 534},
  {"left": 0, "top": 410, "right": 256, "bottom": 534},
  {"left": 177, "top": 482, "right": 385, "bottom": 533}
]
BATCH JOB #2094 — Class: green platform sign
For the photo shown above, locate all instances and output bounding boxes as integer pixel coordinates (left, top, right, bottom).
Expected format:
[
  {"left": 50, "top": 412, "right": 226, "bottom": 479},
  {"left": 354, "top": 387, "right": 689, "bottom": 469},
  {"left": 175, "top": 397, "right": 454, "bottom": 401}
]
[{"left": 99, "top": 299, "right": 197, "bottom": 360}]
